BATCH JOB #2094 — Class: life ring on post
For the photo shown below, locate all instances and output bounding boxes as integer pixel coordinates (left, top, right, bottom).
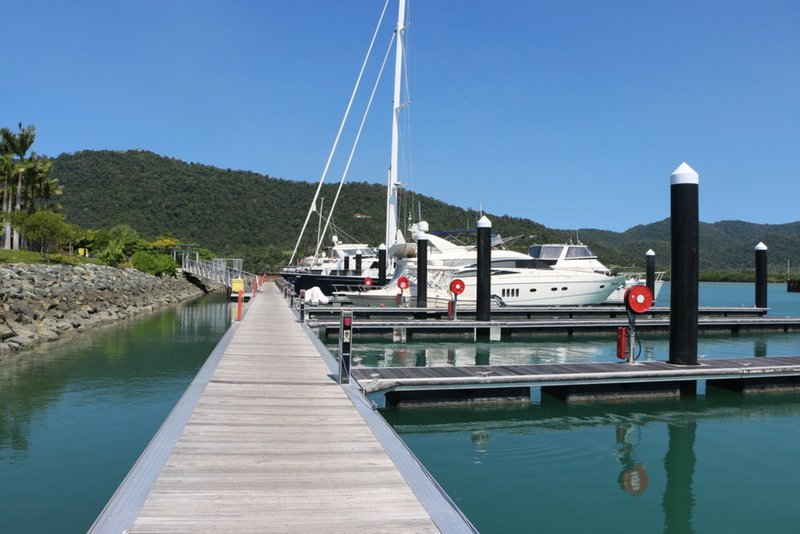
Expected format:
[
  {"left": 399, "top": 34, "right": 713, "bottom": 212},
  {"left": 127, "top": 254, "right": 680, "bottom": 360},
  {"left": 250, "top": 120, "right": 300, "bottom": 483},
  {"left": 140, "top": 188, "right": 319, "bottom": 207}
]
[
  {"left": 449, "top": 278, "right": 465, "bottom": 295},
  {"left": 625, "top": 285, "right": 653, "bottom": 314},
  {"left": 397, "top": 276, "right": 410, "bottom": 290}
]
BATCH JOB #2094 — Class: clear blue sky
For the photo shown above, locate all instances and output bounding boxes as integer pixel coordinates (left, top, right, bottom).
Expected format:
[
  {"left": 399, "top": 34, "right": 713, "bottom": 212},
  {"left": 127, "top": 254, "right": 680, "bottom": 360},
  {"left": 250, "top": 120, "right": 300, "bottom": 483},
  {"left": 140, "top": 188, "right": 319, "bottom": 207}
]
[{"left": 2, "top": 0, "right": 798, "bottom": 232}]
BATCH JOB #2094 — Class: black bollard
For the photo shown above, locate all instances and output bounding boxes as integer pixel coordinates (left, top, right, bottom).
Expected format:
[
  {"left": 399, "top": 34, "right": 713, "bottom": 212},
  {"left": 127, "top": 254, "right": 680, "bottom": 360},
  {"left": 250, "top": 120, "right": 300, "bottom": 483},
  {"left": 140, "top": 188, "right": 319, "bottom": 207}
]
[
  {"left": 338, "top": 310, "right": 353, "bottom": 384},
  {"left": 755, "top": 242, "right": 768, "bottom": 312},
  {"left": 355, "top": 251, "right": 362, "bottom": 274},
  {"left": 343, "top": 255, "right": 350, "bottom": 275},
  {"left": 646, "top": 249, "right": 656, "bottom": 300},
  {"left": 416, "top": 232, "right": 428, "bottom": 308},
  {"left": 476, "top": 216, "right": 492, "bottom": 322},
  {"left": 669, "top": 162, "right": 699, "bottom": 369},
  {"left": 378, "top": 244, "right": 387, "bottom": 286}
]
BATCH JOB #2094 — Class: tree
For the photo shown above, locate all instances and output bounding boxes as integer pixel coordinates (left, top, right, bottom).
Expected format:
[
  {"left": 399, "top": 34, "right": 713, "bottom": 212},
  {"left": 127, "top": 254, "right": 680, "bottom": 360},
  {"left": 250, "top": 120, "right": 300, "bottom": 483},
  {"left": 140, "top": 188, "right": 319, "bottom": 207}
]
[
  {"left": 11, "top": 210, "right": 76, "bottom": 256},
  {"left": 0, "top": 123, "right": 36, "bottom": 250}
]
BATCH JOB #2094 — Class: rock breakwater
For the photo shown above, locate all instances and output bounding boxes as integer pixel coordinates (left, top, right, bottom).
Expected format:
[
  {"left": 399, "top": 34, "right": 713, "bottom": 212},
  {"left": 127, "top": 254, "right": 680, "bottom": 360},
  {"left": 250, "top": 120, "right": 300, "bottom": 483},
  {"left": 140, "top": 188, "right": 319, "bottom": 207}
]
[{"left": 0, "top": 263, "right": 210, "bottom": 354}]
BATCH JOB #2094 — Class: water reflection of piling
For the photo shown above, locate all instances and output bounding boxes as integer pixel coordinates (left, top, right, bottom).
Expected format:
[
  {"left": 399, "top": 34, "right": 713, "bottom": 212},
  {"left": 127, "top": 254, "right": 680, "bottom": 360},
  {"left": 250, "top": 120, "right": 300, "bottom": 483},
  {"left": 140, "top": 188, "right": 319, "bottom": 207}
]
[
  {"left": 663, "top": 421, "right": 696, "bottom": 534},
  {"left": 475, "top": 346, "right": 490, "bottom": 366}
]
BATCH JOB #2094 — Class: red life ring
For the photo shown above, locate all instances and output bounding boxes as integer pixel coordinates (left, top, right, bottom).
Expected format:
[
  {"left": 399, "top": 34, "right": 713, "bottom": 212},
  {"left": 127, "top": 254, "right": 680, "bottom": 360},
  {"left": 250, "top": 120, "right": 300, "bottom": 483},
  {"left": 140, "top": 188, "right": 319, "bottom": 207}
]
[
  {"left": 364, "top": 277, "right": 373, "bottom": 287},
  {"left": 619, "top": 465, "right": 649, "bottom": 496},
  {"left": 450, "top": 278, "right": 465, "bottom": 295},
  {"left": 625, "top": 285, "right": 653, "bottom": 314},
  {"left": 397, "top": 276, "right": 410, "bottom": 290}
]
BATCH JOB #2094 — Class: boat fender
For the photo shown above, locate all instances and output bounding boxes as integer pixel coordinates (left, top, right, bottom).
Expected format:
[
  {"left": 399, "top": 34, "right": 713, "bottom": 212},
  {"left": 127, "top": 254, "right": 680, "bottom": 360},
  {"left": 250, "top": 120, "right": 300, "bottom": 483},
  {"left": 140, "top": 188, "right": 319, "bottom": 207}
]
[
  {"left": 397, "top": 276, "right": 410, "bottom": 290},
  {"left": 364, "top": 276, "right": 373, "bottom": 287}
]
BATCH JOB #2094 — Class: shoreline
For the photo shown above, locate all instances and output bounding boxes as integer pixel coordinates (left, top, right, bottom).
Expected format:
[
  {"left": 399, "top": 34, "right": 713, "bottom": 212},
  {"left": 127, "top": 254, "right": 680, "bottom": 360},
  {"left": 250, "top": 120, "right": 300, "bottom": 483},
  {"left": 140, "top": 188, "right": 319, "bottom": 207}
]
[{"left": 0, "top": 263, "right": 225, "bottom": 356}]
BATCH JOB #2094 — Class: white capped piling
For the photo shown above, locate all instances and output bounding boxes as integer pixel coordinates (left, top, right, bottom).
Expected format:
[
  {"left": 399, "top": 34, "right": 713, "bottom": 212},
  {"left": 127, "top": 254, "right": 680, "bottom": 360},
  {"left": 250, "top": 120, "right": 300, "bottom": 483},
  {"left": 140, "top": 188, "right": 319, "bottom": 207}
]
[
  {"left": 669, "top": 162, "right": 699, "bottom": 369},
  {"left": 755, "top": 242, "right": 768, "bottom": 311},
  {"left": 477, "top": 216, "right": 492, "bottom": 322},
  {"left": 343, "top": 255, "right": 350, "bottom": 274},
  {"left": 378, "top": 243, "right": 387, "bottom": 285},
  {"left": 416, "top": 231, "right": 428, "bottom": 308},
  {"left": 355, "top": 250, "right": 362, "bottom": 273},
  {"left": 646, "top": 249, "right": 656, "bottom": 299}
]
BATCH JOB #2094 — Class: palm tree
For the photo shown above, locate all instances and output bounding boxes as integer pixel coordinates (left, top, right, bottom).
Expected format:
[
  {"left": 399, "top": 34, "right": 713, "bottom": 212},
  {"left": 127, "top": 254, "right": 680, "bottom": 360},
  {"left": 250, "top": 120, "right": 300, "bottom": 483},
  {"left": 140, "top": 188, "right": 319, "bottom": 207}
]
[
  {"left": 0, "top": 123, "right": 36, "bottom": 249},
  {"left": 0, "top": 148, "right": 13, "bottom": 250}
]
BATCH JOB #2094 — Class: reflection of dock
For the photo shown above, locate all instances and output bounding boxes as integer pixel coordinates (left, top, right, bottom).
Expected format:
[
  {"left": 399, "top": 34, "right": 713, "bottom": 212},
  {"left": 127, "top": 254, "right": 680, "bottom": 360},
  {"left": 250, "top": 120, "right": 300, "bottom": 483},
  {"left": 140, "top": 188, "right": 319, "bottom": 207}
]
[
  {"left": 305, "top": 306, "right": 800, "bottom": 341},
  {"left": 353, "top": 356, "right": 800, "bottom": 405}
]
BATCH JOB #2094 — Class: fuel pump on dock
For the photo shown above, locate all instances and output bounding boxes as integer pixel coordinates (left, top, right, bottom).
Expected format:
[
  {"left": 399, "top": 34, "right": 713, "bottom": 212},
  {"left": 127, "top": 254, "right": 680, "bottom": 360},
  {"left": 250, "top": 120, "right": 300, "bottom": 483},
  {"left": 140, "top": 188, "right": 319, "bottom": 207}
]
[{"left": 617, "top": 286, "right": 654, "bottom": 363}]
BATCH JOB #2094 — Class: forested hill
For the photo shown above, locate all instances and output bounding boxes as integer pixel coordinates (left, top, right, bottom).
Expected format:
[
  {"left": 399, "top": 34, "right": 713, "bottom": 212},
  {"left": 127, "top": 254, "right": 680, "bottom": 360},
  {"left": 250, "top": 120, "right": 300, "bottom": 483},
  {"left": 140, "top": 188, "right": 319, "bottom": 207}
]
[{"left": 52, "top": 150, "right": 800, "bottom": 274}]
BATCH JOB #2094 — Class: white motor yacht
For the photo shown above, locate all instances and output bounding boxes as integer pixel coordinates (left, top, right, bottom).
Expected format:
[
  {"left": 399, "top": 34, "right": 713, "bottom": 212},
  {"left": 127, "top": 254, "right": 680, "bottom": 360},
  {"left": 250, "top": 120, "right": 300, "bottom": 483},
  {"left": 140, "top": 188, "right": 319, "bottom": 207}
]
[{"left": 528, "top": 243, "right": 664, "bottom": 304}]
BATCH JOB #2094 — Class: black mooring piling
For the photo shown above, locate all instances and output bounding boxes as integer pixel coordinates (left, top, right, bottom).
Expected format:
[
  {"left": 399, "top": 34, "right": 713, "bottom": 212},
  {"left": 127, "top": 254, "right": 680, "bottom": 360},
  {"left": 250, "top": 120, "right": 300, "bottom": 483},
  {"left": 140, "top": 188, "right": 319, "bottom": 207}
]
[
  {"left": 755, "top": 242, "right": 768, "bottom": 312},
  {"left": 416, "top": 232, "right": 428, "bottom": 308},
  {"left": 646, "top": 249, "right": 656, "bottom": 299},
  {"left": 355, "top": 252, "right": 362, "bottom": 273},
  {"left": 476, "top": 216, "right": 492, "bottom": 322},
  {"left": 669, "top": 162, "right": 699, "bottom": 370},
  {"left": 378, "top": 244, "right": 387, "bottom": 285}
]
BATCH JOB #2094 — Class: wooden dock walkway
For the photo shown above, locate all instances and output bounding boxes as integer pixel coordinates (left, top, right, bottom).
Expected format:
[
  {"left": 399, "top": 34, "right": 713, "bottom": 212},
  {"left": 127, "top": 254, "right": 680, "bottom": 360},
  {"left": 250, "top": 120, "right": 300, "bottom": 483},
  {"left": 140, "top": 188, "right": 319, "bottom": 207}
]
[
  {"left": 352, "top": 356, "right": 800, "bottom": 397},
  {"left": 92, "top": 284, "right": 473, "bottom": 533},
  {"left": 310, "top": 314, "right": 800, "bottom": 341}
]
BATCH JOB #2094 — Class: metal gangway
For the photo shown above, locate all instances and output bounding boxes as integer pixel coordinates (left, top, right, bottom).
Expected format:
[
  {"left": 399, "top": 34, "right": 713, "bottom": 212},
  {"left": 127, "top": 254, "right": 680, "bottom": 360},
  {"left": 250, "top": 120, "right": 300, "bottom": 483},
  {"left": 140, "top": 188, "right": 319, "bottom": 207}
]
[{"left": 181, "top": 256, "right": 258, "bottom": 289}]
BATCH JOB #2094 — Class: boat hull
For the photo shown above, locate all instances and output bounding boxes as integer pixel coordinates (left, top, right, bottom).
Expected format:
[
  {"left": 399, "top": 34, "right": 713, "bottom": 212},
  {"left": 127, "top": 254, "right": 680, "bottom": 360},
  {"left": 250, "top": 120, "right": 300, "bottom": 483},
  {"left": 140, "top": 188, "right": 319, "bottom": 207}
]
[{"left": 282, "top": 272, "right": 370, "bottom": 296}]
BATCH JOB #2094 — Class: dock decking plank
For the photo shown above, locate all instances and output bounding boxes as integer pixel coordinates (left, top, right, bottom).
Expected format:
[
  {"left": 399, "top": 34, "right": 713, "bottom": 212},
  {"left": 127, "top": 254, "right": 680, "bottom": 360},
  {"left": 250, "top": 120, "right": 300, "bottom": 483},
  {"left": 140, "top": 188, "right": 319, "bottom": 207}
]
[{"left": 126, "top": 285, "right": 443, "bottom": 533}]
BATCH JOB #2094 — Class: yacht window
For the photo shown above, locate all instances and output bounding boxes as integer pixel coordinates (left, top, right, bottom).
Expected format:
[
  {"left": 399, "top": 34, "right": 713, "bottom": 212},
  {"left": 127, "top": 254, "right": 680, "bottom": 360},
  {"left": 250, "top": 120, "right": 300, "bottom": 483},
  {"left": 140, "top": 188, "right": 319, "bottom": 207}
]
[
  {"left": 551, "top": 287, "right": 557, "bottom": 292},
  {"left": 561, "top": 287, "right": 568, "bottom": 291},
  {"left": 600, "top": 285, "right": 605, "bottom": 289},
  {"left": 540, "top": 246, "right": 564, "bottom": 259},
  {"left": 566, "top": 246, "right": 595, "bottom": 258},
  {"left": 530, "top": 288, "right": 537, "bottom": 292}
]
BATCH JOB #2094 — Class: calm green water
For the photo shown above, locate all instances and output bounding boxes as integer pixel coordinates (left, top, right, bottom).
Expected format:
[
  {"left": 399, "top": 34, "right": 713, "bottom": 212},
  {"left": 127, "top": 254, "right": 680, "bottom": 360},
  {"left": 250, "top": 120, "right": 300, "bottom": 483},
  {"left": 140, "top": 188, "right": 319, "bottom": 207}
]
[
  {"left": 366, "top": 282, "right": 800, "bottom": 532},
  {"left": 0, "top": 293, "right": 231, "bottom": 533}
]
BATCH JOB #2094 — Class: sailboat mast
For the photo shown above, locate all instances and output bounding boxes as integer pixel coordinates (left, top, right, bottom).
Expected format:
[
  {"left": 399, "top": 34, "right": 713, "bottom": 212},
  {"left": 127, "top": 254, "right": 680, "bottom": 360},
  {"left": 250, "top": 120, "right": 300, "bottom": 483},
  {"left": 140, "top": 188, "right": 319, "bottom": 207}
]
[{"left": 386, "top": 0, "right": 406, "bottom": 249}]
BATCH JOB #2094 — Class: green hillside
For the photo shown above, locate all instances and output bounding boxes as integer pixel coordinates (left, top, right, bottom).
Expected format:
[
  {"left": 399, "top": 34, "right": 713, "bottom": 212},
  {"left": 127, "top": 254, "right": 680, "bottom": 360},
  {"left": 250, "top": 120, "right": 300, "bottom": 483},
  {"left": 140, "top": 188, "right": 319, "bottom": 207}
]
[{"left": 52, "top": 150, "right": 800, "bottom": 276}]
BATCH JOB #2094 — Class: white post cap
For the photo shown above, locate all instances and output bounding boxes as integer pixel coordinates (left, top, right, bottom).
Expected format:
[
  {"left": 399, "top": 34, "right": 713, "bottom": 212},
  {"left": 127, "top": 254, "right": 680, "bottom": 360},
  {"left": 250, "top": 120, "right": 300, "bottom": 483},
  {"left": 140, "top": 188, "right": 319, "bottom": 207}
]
[
  {"left": 670, "top": 162, "right": 699, "bottom": 185},
  {"left": 378, "top": 243, "right": 386, "bottom": 250},
  {"left": 755, "top": 242, "right": 768, "bottom": 251},
  {"left": 477, "top": 215, "right": 492, "bottom": 228},
  {"left": 417, "top": 231, "right": 428, "bottom": 241},
  {"left": 646, "top": 249, "right": 656, "bottom": 256}
]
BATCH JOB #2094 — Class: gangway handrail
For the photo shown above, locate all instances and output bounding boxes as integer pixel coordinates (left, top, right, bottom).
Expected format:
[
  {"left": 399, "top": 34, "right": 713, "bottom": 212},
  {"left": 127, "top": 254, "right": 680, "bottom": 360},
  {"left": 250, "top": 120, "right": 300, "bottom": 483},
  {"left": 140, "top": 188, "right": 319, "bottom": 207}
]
[{"left": 181, "top": 257, "right": 258, "bottom": 287}]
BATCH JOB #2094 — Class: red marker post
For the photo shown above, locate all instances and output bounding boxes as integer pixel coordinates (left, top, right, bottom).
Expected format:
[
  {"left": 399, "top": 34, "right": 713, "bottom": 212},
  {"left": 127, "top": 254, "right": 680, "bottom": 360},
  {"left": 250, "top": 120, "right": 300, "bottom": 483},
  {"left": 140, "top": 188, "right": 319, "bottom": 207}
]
[
  {"left": 618, "top": 285, "right": 653, "bottom": 363},
  {"left": 397, "top": 276, "right": 410, "bottom": 307},
  {"left": 237, "top": 289, "right": 244, "bottom": 321},
  {"left": 449, "top": 278, "right": 465, "bottom": 320}
]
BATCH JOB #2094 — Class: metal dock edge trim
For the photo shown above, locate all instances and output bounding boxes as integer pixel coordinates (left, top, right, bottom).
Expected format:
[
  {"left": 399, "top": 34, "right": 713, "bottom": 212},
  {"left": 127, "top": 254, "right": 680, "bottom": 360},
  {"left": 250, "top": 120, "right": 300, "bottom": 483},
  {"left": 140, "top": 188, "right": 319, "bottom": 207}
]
[
  {"left": 302, "top": 321, "right": 478, "bottom": 533},
  {"left": 89, "top": 320, "right": 241, "bottom": 534}
]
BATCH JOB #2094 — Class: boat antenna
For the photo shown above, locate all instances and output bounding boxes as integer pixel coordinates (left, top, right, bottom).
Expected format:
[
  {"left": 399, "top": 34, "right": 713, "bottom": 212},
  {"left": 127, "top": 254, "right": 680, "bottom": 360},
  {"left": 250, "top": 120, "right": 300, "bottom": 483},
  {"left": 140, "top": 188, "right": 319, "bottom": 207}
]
[{"left": 288, "top": 0, "right": 391, "bottom": 265}]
